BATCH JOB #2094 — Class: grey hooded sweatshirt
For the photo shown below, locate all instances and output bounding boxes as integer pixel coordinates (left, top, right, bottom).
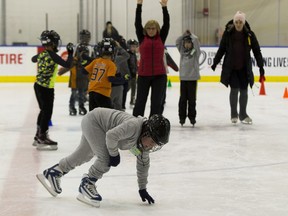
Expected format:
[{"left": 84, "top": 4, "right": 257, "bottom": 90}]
[
  {"left": 59, "top": 107, "right": 150, "bottom": 190},
  {"left": 176, "top": 33, "right": 201, "bottom": 81}
]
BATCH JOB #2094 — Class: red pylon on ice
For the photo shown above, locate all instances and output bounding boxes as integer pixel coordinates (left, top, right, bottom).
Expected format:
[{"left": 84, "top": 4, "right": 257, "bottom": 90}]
[
  {"left": 259, "top": 80, "right": 266, "bottom": 95},
  {"left": 283, "top": 87, "right": 288, "bottom": 99}
]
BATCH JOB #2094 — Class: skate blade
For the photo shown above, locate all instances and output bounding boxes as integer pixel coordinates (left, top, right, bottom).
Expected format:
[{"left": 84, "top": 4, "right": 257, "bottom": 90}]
[
  {"left": 241, "top": 121, "right": 252, "bottom": 125},
  {"left": 36, "top": 144, "right": 58, "bottom": 151},
  {"left": 36, "top": 174, "right": 58, "bottom": 197},
  {"left": 32, "top": 140, "right": 38, "bottom": 147},
  {"left": 76, "top": 194, "right": 100, "bottom": 208}
]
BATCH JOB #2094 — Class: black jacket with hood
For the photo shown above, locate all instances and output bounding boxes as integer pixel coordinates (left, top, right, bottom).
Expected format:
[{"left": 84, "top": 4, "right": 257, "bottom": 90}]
[{"left": 213, "top": 20, "right": 264, "bottom": 88}]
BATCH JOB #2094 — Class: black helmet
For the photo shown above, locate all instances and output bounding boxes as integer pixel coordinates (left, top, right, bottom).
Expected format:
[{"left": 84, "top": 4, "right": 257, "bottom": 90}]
[
  {"left": 183, "top": 35, "right": 194, "bottom": 53},
  {"left": 127, "top": 39, "right": 139, "bottom": 46},
  {"left": 183, "top": 35, "right": 192, "bottom": 43},
  {"left": 40, "top": 30, "right": 61, "bottom": 51},
  {"left": 147, "top": 114, "right": 170, "bottom": 146},
  {"left": 79, "top": 29, "right": 91, "bottom": 44},
  {"left": 98, "top": 38, "right": 116, "bottom": 57},
  {"left": 138, "top": 114, "right": 170, "bottom": 153},
  {"left": 127, "top": 39, "right": 139, "bottom": 50}
]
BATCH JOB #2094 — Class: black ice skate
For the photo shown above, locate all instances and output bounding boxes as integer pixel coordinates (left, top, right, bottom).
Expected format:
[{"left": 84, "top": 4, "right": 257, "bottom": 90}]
[
  {"left": 179, "top": 119, "right": 185, "bottom": 126},
  {"left": 79, "top": 106, "right": 87, "bottom": 115},
  {"left": 37, "top": 131, "right": 58, "bottom": 151},
  {"left": 32, "top": 126, "right": 40, "bottom": 146},
  {"left": 69, "top": 106, "right": 77, "bottom": 116},
  {"left": 190, "top": 119, "right": 196, "bottom": 127}
]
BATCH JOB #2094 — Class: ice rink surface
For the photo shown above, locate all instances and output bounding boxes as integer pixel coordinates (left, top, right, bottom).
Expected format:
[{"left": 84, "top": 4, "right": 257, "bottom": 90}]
[{"left": 0, "top": 82, "right": 288, "bottom": 216}]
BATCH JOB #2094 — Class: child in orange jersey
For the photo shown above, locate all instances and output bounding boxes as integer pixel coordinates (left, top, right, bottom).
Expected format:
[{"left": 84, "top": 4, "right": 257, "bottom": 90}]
[{"left": 84, "top": 38, "right": 124, "bottom": 111}]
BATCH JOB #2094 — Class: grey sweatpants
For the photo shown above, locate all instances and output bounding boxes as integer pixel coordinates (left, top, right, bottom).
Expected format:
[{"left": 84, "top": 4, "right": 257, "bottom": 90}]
[{"left": 59, "top": 115, "right": 111, "bottom": 180}]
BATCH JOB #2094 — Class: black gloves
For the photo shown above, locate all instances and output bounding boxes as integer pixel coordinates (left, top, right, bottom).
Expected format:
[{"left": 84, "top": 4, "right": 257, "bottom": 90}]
[
  {"left": 259, "top": 67, "right": 266, "bottom": 82},
  {"left": 211, "top": 64, "right": 216, "bottom": 71},
  {"left": 139, "top": 189, "right": 155, "bottom": 204},
  {"left": 259, "top": 67, "right": 265, "bottom": 76},
  {"left": 109, "top": 154, "right": 120, "bottom": 167},
  {"left": 66, "top": 43, "right": 74, "bottom": 55}
]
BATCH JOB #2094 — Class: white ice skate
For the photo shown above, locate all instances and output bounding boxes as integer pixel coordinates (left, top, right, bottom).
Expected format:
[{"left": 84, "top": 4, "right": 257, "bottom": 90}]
[
  {"left": 36, "top": 164, "right": 63, "bottom": 197},
  {"left": 76, "top": 174, "right": 102, "bottom": 207},
  {"left": 241, "top": 116, "right": 252, "bottom": 125}
]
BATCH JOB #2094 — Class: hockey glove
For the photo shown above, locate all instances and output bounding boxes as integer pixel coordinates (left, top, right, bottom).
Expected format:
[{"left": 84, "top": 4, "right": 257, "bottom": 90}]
[
  {"left": 259, "top": 75, "right": 266, "bottom": 83},
  {"left": 66, "top": 43, "right": 74, "bottom": 55},
  {"left": 211, "top": 64, "right": 216, "bottom": 71},
  {"left": 124, "top": 74, "right": 130, "bottom": 81},
  {"left": 109, "top": 154, "right": 120, "bottom": 167},
  {"left": 139, "top": 189, "right": 155, "bottom": 204},
  {"left": 259, "top": 67, "right": 265, "bottom": 82},
  {"left": 259, "top": 67, "right": 265, "bottom": 76}
]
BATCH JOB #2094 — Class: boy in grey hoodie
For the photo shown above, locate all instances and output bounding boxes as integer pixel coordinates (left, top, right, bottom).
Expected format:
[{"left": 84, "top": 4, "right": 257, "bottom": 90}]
[
  {"left": 176, "top": 30, "right": 201, "bottom": 126},
  {"left": 36, "top": 107, "right": 170, "bottom": 207}
]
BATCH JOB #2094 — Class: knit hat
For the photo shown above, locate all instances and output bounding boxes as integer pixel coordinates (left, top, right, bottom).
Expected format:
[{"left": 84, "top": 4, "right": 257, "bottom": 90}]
[{"left": 233, "top": 11, "right": 246, "bottom": 24}]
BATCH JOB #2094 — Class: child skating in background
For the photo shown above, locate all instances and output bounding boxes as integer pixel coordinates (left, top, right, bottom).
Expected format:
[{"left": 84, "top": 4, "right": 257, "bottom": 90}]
[
  {"left": 83, "top": 38, "right": 124, "bottom": 111},
  {"left": 32, "top": 30, "right": 73, "bottom": 150},
  {"left": 176, "top": 30, "right": 201, "bottom": 126},
  {"left": 126, "top": 39, "right": 139, "bottom": 106},
  {"left": 58, "top": 30, "right": 93, "bottom": 116},
  {"left": 111, "top": 41, "right": 130, "bottom": 110}
]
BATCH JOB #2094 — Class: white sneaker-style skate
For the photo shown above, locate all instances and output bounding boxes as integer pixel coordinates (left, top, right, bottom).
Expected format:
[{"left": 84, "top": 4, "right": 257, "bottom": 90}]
[
  {"left": 36, "top": 164, "right": 63, "bottom": 197},
  {"left": 241, "top": 116, "right": 252, "bottom": 124},
  {"left": 77, "top": 174, "right": 102, "bottom": 207}
]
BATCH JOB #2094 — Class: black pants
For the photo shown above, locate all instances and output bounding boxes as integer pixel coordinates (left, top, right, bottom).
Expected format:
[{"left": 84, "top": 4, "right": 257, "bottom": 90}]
[
  {"left": 69, "top": 88, "right": 86, "bottom": 108},
  {"left": 89, "top": 91, "right": 112, "bottom": 111},
  {"left": 178, "top": 80, "right": 197, "bottom": 121},
  {"left": 122, "top": 81, "right": 129, "bottom": 109},
  {"left": 34, "top": 83, "right": 54, "bottom": 134},
  {"left": 133, "top": 75, "right": 167, "bottom": 117}
]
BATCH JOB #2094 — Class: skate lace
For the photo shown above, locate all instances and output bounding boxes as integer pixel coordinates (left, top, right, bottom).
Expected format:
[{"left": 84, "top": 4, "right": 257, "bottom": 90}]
[
  {"left": 86, "top": 183, "right": 97, "bottom": 195},
  {"left": 54, "top": 177, "right": 61, "bottom": 189}
]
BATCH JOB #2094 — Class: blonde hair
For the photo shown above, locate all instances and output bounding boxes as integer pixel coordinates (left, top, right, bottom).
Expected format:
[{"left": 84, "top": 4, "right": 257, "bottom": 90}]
[{"left": 143, "top": 20, "right": 160, "bottom": 35}]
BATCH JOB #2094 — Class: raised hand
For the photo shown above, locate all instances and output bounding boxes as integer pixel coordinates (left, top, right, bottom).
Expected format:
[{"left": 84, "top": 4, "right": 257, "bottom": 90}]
[{"left": 159, "top": 0, "right": 168, "bottom": 7}]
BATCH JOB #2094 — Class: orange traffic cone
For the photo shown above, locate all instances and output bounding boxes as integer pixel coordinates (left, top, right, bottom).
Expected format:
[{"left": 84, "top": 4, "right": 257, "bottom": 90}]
[
  {"left": 283, "top": 87, "right": 288, "bottom": 99},
  {"left": 259, "top": 80, "right": 266, "bottom": 95}
]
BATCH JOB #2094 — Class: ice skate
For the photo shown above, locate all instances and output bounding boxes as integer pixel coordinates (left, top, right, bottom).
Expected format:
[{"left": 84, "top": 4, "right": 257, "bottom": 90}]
[
  {"left": 79, "top": 106, "right": 87, "bottom": 115},
  {"left": 231, "top": 117, "right": 238, "bottom": 124},
  {"left": 241, "top": 116, "right": 252, "bottom": 125},
  {"left": 36, "top": 164, "right": 63, "bottom": 197},
  {"left": 32, "top": 127, "right": 40, "bottom": 146},
  {"left": 69, "top": 106, "right": 77, "bottom": 116},
  {"left": 77, "top": 174, "right": 102, "bottom": 207},
  {"left": 190, "top": 119, "right": 196, "bottom": 127},
  {"left": 179, "top": 119, "right": 185, "bottom": 126},
  {"left": 37, "top": 131, "right": 58, "bottom": 151},
  {"left": 32, "top": 136, "right": 39, "bottom": 146}
]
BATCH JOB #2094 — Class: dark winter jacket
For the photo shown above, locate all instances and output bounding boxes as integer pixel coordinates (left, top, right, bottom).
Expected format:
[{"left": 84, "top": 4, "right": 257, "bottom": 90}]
[
  {"left": 127, "top": 50, "right": 138, "bottom": 78},
  {"left": 213, "top": 20, "right": 264, "bottom": 87}
]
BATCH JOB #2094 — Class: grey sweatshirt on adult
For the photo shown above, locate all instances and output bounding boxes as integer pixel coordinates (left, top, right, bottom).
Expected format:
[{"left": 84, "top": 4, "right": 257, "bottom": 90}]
[
  {"left": 176, "top": 33, "right": 201, "bottom": 81},
  {"left": 59, "top": 107, "right": 150, "bottom": 190}
]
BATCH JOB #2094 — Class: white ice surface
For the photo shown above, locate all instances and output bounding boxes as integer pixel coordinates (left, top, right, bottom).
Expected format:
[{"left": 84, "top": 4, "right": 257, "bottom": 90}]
[{"left": 0, "top": 82, "right": 288, "bottom": 216}]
